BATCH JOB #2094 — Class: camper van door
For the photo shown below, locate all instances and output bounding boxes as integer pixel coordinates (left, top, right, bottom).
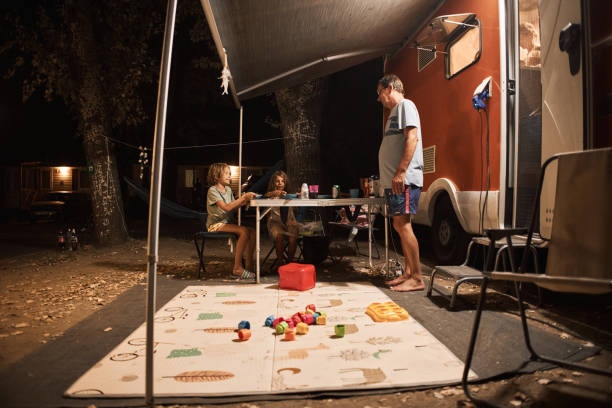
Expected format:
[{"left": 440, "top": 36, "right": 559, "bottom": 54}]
[{"left": 539, "top": 0, "right": 584, "bottom": 238}]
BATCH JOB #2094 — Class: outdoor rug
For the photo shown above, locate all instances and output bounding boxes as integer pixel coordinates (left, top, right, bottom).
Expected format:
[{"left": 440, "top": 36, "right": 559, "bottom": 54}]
[{"left": 65, "top": 282, "right": 476, "bottom": 398}]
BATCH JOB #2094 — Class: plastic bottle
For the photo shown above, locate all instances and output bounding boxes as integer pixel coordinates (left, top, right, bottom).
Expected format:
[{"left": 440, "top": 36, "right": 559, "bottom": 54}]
[
  {"left": 372, "top": 176, "right": 380, "bottom": 197},
  {"left": 301, "top": 183, "right": 309, "bottom": 199}
]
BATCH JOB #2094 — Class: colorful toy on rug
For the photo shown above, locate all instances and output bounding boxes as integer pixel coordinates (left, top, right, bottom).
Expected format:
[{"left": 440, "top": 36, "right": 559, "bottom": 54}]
[
  {"left": 272, "top": 317, "right": 284, "bottom": 328},
  {"left": 296, "top": 322, "right": 309, "bottom": 334},
  {"left": 266, "top": 303, "right": 326, "bottom": 338},
  {"left": 334, "top": 324, "right": 345, "bottom": 337},
  {"left": 365, "top": 301, "right": 410, "bottom": 322},
  {"left": 238, "top": 320, "right": 250, "bottom": 330},
  {"left": 278, "top": 263, "right": 316, "bottom": 291},
  {"left": 237, "top": 329, "right": 251, "bottom": 341},
  {"left": 284, "top": 328, "right": 296, "bottom": 341},
  {"left": 275, "top": 321, "right": 289, "bottom": 334}
]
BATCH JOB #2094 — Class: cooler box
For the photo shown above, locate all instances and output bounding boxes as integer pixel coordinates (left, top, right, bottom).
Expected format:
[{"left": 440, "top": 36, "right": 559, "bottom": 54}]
[{"left": 278, "top": 263, "right": 316, "bottom": 291}]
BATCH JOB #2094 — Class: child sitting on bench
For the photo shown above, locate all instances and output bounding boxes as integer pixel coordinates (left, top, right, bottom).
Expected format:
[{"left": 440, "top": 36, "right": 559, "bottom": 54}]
[{"left": 206, "top": 163, "right": 258, "bottom": 279}]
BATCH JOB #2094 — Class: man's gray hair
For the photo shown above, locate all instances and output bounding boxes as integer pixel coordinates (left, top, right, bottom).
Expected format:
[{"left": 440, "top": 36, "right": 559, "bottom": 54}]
[{"left": 378, "top": 74, "right": 404, "bottom": 95}]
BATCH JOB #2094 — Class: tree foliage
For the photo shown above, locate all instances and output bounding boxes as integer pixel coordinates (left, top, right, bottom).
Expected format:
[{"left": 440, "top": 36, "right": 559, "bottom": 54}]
[
  {"left": 1, "top": 0, "right": 229, "bottom": 243},
  {"left": 3, "top": 1, "right": 165, "bottom": 127}
]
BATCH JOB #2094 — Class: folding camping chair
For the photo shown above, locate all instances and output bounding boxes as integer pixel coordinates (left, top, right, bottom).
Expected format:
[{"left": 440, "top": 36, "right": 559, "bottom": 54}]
[
  {"left": 328, "top": 206, "right": 380, "bottom": 260},
  {"left": 193, "top": 214, "right": 237, "bottom": 278},
  {"left": 461, "top": 148, "right": 612, "bottom": 407},
  {"left": 427, "top": 234, "right": 544, "bottom": 309}
]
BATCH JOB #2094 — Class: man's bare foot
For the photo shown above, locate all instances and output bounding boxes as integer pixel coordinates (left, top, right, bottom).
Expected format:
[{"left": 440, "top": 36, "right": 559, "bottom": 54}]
[
  {"left": 384, "top": 276, "right": 407, "bottom": 286},
  {"left": 390, "top": 278, "right": 425, "bottom": 292}
]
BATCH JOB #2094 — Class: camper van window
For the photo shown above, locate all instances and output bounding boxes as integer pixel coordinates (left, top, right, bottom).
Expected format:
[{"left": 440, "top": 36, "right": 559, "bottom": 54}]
[{"left": 445, "top": 18, "right": 481, "bottom": 79}]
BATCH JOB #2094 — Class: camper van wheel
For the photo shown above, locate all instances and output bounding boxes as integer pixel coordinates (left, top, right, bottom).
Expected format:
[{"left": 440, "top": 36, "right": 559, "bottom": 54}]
[{"left": 431, "top": 195, "right": 470, "bottom": 264}]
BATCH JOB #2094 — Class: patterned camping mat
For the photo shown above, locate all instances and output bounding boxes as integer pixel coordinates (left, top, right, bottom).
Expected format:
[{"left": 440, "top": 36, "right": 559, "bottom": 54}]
[{"left": 66, "top": 282, "right": 475, "bottom": 397}]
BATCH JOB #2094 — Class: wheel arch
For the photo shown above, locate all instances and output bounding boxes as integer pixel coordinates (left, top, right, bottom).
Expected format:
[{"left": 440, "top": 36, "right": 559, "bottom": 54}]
[{"left": 425, "top": 178, "right": 470, "bottom": 233}]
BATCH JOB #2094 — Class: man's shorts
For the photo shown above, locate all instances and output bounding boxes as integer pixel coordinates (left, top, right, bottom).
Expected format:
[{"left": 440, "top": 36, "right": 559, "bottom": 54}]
[{"left": 384, "top": 185, "right": 422, "bottom": 216}]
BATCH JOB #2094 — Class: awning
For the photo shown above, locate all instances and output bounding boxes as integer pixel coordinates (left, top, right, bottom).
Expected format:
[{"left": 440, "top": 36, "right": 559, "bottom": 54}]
[{"left": 200, "top": 0, "right": 445, "bottom": 104}]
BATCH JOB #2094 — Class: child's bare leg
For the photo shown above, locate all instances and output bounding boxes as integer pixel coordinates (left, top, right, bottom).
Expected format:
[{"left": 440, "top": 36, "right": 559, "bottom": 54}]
[
  {"left": 287, "top": 236, "right": 297, "bottom": 262},
  {"left": 218, "top": 224, "right": 250, "bottom": 275},
  {"left": 245, "top": 227, "right": 255, "bottom": 270},
  {"left": 275, "top": 234, "right": 285, "bottom": 262}
]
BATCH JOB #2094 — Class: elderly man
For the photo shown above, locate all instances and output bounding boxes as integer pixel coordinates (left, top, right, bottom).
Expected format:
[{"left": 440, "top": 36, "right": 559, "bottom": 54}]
[{"left": 377, "top": 74, "right": 424, "bottom": 292}]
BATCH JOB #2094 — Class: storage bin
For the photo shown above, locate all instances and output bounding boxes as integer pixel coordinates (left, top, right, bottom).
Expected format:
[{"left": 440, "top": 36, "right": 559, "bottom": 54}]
[{"left": 278, "top": 263, "right": 316, "bottom": 291}]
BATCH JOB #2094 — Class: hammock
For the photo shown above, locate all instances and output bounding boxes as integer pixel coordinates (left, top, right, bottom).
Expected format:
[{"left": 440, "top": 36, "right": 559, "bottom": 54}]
[
  {"left": 123, "top": 160, "right": 284, "bottom": 221},
  {"left": 123, "top": 177, "right": 206, "bottom": 222}
]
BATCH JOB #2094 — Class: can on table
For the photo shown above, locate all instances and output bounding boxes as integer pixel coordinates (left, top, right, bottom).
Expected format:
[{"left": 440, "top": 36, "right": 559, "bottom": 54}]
[{"left": 332, "top": 185, "right": 339, "bottom": 199}]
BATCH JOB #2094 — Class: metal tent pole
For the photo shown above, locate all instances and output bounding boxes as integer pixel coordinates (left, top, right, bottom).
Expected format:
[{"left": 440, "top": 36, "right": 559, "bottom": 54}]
[
  {"left": 145, "top": 0, "right": 177, "bottom": 405},
  {"left": 237, "top": 106, "right": 243, "bottom": 225}
]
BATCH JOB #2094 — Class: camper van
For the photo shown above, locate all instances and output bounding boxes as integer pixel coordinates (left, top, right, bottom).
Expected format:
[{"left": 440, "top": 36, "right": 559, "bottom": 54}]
[{"left": 385, "top": 0, "right": 610, "bottom": 263}]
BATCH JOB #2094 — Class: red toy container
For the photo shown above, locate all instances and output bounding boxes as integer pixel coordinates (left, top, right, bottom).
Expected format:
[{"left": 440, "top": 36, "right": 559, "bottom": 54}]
[{"left": 278, "top": 263, "right": 316, "bottom": 291}]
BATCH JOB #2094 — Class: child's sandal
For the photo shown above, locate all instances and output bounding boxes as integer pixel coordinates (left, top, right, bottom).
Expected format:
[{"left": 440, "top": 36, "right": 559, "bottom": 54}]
[{"left": 235, "top": 269, "right": 255, "bottom": 280}]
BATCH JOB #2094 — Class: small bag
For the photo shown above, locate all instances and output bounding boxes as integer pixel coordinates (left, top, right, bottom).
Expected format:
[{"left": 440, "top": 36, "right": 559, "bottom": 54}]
[{"left": 278, "top": 263, "right": 316, "bottom": 291}]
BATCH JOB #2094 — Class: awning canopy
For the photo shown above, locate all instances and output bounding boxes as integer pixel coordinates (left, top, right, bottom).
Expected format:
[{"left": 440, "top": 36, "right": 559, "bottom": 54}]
[{"left": 200, "top": 0, "right": 445, "bottom": 104}]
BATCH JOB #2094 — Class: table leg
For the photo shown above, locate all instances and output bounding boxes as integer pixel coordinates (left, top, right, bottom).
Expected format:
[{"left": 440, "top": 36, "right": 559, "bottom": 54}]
[
  {"left": 368, "top": 203, "right": 373, "bottom": 268},
  {"left": 256, "top": 206, "right": 260, "bottom": 284}
]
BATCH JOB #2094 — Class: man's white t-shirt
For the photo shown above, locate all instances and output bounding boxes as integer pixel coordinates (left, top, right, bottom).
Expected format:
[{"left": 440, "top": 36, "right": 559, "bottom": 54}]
[{"left": 378, "top": 98, "right": 423, "bottom": 190}]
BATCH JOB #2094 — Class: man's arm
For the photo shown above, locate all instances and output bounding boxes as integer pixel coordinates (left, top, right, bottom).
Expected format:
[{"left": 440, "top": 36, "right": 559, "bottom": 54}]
[{"left": 391, "top": 126, "right": 418, "bottom": 195}]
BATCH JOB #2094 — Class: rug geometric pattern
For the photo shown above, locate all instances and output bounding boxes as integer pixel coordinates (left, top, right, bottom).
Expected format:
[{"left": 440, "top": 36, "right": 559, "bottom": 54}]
[{"left": 66, "top": 282, "right": 476, "bottom": 397}]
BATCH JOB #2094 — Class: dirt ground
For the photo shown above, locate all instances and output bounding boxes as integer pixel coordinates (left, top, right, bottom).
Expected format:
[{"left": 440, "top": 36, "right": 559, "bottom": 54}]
[{"left": 0, "top": 219, "right": 611, "bottom": 408}]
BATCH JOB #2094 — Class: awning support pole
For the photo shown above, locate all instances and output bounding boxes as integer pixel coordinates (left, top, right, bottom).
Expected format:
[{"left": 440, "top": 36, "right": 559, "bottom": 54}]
[
  {"left": 237, "top": 106, "right": 243, "bottom": 225},
  {"left": 145, "top": 0, "right": 177, "bottom": 405}
]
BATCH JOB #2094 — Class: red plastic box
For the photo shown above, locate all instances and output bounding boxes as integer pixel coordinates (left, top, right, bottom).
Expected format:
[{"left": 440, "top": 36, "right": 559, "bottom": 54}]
[{"left": 278, "top": 263, "right": 316, "bottom": 291}]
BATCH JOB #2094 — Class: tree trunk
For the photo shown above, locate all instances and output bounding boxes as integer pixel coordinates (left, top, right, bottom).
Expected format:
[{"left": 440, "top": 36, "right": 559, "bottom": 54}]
[
  {"left": 67, "top": 2, "right": 128, "bottom": 245},
  {"left": 275, "top": 78, "right": 328, "bottom": 192}
]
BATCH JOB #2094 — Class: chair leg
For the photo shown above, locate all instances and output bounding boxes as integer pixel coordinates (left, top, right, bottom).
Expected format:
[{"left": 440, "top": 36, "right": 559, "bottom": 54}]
[
  {"left": 528, "top": 246, "right": 544, "bottom": 306},
  {"left": 262, "top": 244, "right": 275, "bottom": 267},
  {"left": 426, "top": 268, "right": 437, "bottom": 297},
  {"left": 194, "top": 235, "right": 207, "bottom": 279},
  {"left": 462, "top": 278, "right": 500, "bottom": 408},
  {"left": 513, "top": 282, "right": 612, "bottom": 377},
  {"left": 450, "top": 277, "right": 484, "bottom": 309}
]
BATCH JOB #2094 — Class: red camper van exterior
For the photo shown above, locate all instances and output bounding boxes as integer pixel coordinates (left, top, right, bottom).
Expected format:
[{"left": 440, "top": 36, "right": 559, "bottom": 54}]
[
  {"left": 384, "top": 0, "right": 611, "bottom": 264},
  {"left": 385, "top": 0, "right": 503, "bottom": 263}
]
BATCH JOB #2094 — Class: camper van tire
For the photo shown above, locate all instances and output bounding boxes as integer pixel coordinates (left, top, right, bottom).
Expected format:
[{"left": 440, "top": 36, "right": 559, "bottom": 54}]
[{"left": 431, "top": 195, "right": 470, "bottom": 264}]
